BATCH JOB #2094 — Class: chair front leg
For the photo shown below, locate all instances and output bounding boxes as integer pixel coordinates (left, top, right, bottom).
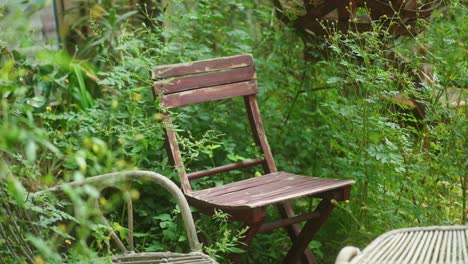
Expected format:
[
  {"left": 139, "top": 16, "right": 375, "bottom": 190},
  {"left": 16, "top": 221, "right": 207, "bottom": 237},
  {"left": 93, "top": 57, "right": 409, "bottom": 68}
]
[
  {"left": 277, "top": 202, "right": 316, "bottom": 264},
  {"left": 231, "top": 208, "right": 265, "bottom": 264},
  {"left": 283, "top": 198, "right": 336, "bottom": 264}
]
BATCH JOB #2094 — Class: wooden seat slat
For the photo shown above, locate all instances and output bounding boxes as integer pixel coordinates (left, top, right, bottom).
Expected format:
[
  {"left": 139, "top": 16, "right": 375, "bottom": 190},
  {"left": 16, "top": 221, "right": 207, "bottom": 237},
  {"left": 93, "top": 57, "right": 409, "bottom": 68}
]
[
  {"left": 159, "top": 80, "right": 258, "bottom": 108},
  {"left": 202, "top": 175, "right": 321, "bottom": 202},
  {"left": 196, "top": 173, "right": 349, "bottom": 202},
  {"left": 152, "top": 54, "right": 254, "bottom": 79},
  {"left": 193, "top": 172, "right": 287, "bottom": 197},
  {"left": 194, "top": 171, "right": 321, "bottom": 198},
  {"left": 154, "top": 66, "right": 255, "bottom": 95},
  {"left": 238, "top": 179, "right": 350, "bottom": 205},
  {"left": 190, "top": 173, "right": 353, "bottom": 208},
  {"left": 199, "top": 177, "right": 316, "bottom": 203},
  {"left": 230, "top": 182, "right": 352, "bottom": 207}
]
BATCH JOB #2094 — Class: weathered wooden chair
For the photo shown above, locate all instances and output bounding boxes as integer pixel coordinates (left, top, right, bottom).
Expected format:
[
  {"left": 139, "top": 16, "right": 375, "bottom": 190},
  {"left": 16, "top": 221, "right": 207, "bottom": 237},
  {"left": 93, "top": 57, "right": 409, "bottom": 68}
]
[
  {"left": 152, "top": 54, "right": 355, "bottom": 263},
  {"left": 33, "top": 170, "right": 218, "bottom": 264}
]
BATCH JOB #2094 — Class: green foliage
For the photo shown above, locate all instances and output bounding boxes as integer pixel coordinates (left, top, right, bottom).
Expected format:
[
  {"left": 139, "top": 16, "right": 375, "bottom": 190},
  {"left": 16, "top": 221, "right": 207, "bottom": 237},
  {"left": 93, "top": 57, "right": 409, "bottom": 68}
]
[
  {"left": 1, "top": 1, "right": 466, "bottom": 263},
  {"left": 201, "top": 210, "right": 248, "bottom": 262}
]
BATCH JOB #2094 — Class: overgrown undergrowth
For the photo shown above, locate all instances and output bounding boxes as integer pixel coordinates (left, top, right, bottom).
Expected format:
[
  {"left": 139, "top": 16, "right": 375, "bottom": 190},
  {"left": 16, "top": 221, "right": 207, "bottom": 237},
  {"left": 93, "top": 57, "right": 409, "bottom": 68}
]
[{"left": 1, "top": 1, "right": 466, "bottom": 263}]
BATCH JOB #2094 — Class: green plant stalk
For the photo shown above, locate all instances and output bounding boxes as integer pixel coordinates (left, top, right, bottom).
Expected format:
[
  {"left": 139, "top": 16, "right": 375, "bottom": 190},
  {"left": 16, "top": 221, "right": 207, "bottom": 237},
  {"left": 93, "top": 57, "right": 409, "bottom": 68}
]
[{"left": 73, "top": 65, "right": 94, "bottom": 109}]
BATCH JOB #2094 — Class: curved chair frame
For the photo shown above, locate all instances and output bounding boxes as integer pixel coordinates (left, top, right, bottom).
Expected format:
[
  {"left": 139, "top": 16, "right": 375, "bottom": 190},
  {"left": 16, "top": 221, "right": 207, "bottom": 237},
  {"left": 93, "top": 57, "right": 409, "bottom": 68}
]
[
  {"left": 33, "top": 170, "right": 217, "bottom": 263},
  {"left": 336, "top": 225, "right": 468, "bottom": 264}
]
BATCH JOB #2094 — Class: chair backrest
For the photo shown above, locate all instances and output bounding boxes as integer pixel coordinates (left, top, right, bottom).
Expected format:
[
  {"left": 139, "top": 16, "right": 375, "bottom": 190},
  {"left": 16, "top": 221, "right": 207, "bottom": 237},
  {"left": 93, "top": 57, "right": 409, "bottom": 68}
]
[{"left": 152, "top": 54, "right": 277, "bottom": 193}]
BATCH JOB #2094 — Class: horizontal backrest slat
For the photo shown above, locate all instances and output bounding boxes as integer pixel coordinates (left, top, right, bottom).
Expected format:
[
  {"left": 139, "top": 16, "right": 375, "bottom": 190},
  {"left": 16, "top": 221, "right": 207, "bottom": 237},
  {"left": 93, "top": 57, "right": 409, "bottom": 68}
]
[
  {"left": 159, "top": 80, "right": 258, "bottom": 108},
  {"left": 186, "top": 158, "right": 264, "bottom": 180},
  {"left": 152, "top": 54, "right": 277, "bottom": 193},
  {"left": 153, "top": 66, "right": 255, "bottom": 94},
  {"left": 152, "top": 54, "right": 254, "bottom": 79}
]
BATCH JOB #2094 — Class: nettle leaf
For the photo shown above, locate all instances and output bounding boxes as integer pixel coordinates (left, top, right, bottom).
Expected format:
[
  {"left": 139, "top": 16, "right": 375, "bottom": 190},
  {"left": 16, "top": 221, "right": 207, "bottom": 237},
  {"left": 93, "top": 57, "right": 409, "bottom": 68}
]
[
  {"left": 153, "top": 213, "right": 172, "bottom": 221},
  {"left": 228, "top": 247, "right": 245, "bottom": 254},
  {"left": 162, "top": 230, "right": 177, "bottom": 240},
  {"left": 326, "top": 76, "right": 342, "bottom": 85},
  {"left": 7, "top": 176, "right": 27, "bottom": 208},
  {"left": 112, "top": 222, "right": 128, "bottom": 240},
  {"left": 25, "top": 140, "right": 37, "bottom": 162},
  {"left": 26, "top": 96, "right": 46, "bottom": 108},
  {"left": 227, "top": 153, "right": 246, "bottom": 162},
  {"left": 145, "top": 242, "right": 164, "bottom": 252},
  {"left": 133, "top": 232, "right": 147, "bottom": 238}
]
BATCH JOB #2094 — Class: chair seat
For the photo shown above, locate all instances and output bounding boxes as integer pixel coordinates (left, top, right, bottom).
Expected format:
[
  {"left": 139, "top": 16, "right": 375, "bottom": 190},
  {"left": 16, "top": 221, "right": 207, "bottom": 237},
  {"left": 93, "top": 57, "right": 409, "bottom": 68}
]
[
  {"left": 113, "top": 251, "right": 218, "bottom": 264},
  {"left": 188, "top": 172, "right": 354, "bottom": 209}
]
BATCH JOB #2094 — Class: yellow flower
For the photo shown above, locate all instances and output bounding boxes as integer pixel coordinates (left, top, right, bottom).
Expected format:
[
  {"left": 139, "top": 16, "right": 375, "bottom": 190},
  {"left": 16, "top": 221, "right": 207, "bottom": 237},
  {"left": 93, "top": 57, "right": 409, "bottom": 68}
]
[
  {"left": 90, "top": 4, "right": 105, "bottom": 18},
  {"left": 65, "top": 239, "right": 72, "bottom": 245},
  {"left": 134, "top": 134, "right": 145, "bottom": 141},
  {"left": 58, "top": 224, "right": 66, "bottom": 233},
  {"left": 129, "top": 189, "right": 140, "bottom": 200},
  {"left": 116, "top": 159, "right": 127, "bottom": 168},
  {"left": 35, "top": 257, "right": 45, "bottom": 264},
  {"left": 152, "top": 113, "right": 164, "bottom": 121},
  {"left": 133, "top": 93, "right": 142, "bottom": 102},
  {"left": 111, "top": 99, "right": 119, "bottom": 109},
  {"left": 99, "top": 196, "right": 107, "bottom": 206}
]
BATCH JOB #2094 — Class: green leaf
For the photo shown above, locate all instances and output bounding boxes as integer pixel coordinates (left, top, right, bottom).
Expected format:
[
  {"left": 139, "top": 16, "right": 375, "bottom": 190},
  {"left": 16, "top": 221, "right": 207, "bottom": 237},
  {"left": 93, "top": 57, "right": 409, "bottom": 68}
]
[
  {"left": 153, "top": 213, "right": 172, "bottom": 221},
  {"left": 162, "top": 230, "right": 176, "bottom": 240},
  {"left": 7, "top": 176, "right": 27, "bottom": 208},
  {"left": 25, "top": 140, "right": 37, "bottom": 162},
  {"left": 145, "top": 242, "right": 164, "bottom": 251},
  {"left": 228, "top": 247, "right": 245, "bottom": 253},
  {"left": 26, "top": 96, "right": 46, "bottom": 108}
]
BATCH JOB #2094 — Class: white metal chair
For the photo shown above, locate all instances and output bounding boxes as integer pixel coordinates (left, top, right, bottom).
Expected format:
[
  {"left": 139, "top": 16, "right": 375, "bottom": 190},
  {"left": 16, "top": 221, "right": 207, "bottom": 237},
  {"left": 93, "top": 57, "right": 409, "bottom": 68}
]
[{"left": 335, "top": 225, "right": 468, "bottom": 264}]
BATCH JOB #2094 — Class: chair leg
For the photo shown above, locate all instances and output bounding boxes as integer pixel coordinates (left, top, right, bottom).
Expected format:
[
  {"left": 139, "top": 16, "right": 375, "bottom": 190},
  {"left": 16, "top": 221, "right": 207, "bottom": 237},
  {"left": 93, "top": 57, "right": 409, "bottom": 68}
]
[
  {"left": 283, "top": 198, "right": 336, "bottom": 264},
  {"left": 231, "top": 209, "right": 265, "bottom": 263},
  {"left": 277, "top": 202, "right": 316, "bottom": 264}
]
